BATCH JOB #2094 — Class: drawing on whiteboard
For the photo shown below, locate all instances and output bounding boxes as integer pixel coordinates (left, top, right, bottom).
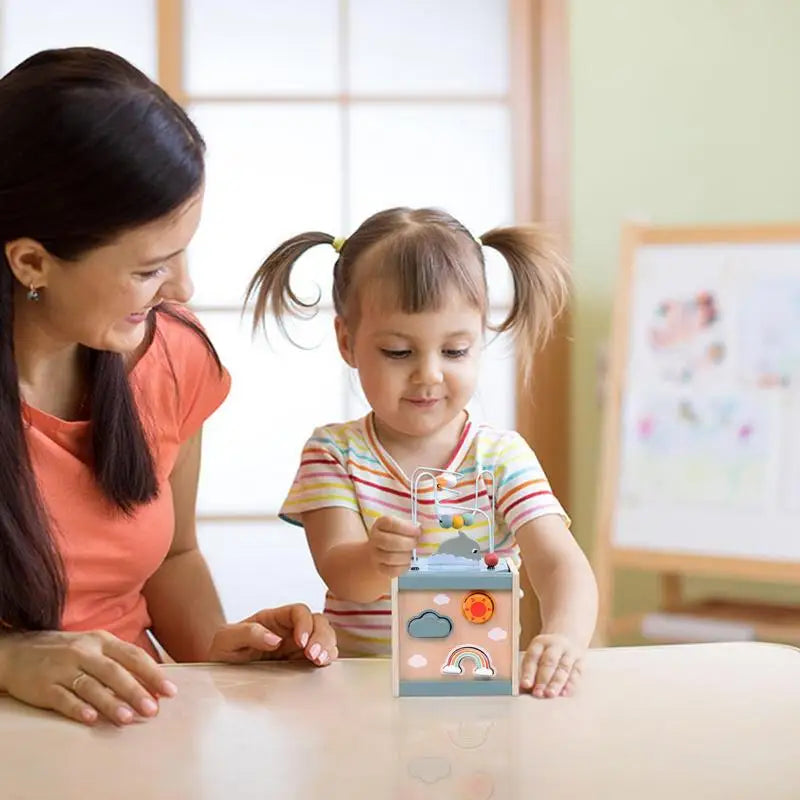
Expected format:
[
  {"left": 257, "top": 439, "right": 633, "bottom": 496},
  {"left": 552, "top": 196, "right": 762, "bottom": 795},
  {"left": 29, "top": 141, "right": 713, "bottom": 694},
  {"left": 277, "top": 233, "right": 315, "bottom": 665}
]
[
  {"left": 645, "top": 291, "right": 727, "bottom": 383},
  {"left": 619, "top": 390, "right": 775, "bottom": 508},
  {"left": 780, "top": 390, "right": 800, "bottom": 513},
  {"left": 739, "top": 279, "right": 800, "bottom": 387}
]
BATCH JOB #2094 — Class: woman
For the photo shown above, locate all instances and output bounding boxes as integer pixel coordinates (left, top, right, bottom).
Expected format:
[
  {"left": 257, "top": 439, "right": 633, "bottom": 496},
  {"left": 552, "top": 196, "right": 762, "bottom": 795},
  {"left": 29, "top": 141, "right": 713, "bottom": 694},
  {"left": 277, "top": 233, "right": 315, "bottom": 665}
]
[{"left": 0, "top": 47, "right": 336, "bottom": 727}]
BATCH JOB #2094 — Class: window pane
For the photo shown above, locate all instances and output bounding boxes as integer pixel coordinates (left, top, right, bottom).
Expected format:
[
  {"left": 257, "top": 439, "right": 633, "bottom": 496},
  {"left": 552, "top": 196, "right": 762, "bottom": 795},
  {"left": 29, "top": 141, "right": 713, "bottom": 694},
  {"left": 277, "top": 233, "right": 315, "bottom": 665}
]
[
  {"left": 196, "top": 310, "right": 346, "bottom": 515},
  {"left": 184, "top": 0, "right": 339, "bottom": 95},
  {"left": 198, "top": 521, "right": 326, "bottom": 619},
  {"left": 470, "top": 314, "right": 516, "bottom": 430},
  {"left": 342, "top": 369, "right": 370, "bottom": 421},
  {"left": 0, "top": 0, "right": 157, "bottom": 77},
  {"left": 348, "top": 103, "right": 512, "bottom": 240},
  {"left": 484, "top": 246, "right": 516, "bottom": 307},
  {"left": 188, "top": 103, "right": 342, "bottom": 307},
  {"left": 348, "top": 0, "right": 508, "bottom": 95}
]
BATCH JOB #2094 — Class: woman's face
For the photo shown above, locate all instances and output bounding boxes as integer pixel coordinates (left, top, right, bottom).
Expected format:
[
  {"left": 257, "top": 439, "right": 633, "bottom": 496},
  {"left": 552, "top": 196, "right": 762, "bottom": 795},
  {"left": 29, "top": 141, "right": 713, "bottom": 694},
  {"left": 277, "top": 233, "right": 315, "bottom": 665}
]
[{"left": 20, "top": 188, "right": 203, "bottom": 355}]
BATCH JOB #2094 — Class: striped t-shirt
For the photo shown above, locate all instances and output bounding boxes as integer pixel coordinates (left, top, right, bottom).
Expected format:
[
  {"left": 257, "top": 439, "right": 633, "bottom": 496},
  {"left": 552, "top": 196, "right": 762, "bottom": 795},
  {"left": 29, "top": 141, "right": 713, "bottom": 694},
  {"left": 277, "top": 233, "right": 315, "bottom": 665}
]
[{"left": 280, "top": 413, "right": 568, "bottom": 657}]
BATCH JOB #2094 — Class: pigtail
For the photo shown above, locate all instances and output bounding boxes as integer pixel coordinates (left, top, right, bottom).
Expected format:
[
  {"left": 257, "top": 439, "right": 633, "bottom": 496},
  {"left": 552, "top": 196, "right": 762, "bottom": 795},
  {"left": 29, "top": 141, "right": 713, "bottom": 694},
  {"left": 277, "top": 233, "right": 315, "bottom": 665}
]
[
  {"left": 480, "top": 225, "right": 570, "bottom": 383},
  {"left": 245, "top": 232, "right": 335, "bottom": 339}
]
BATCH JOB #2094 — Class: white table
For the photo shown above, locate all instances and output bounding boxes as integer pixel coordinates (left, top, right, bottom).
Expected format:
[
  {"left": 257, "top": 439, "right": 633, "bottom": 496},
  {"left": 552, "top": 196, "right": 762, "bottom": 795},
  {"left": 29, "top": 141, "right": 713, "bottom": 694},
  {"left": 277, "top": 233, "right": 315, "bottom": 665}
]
[{"left": 1, "top": 642, "right": 799, "bottom": 799}]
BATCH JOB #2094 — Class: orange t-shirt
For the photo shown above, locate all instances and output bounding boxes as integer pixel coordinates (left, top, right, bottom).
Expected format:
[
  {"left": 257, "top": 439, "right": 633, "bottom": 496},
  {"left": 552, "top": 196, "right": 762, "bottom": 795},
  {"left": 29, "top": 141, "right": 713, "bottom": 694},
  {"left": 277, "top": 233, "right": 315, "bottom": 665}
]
[{"left": 23, "top": 310, "right": 230, "bottom": 656}]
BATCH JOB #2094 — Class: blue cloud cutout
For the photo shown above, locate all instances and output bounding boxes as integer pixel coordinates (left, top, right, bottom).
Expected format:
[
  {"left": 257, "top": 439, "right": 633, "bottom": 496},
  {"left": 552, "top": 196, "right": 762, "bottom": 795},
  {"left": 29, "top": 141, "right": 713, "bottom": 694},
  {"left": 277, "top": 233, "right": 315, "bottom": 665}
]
[{"left": 407, "top": 610, "right": 453, "bottom": 639}]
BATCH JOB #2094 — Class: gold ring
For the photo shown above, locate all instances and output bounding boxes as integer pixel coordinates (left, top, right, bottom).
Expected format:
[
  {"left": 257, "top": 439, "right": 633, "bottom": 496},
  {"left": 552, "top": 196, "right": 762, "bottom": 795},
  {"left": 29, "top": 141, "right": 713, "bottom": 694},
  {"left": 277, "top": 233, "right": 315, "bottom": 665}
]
[{"left": 70, "top": 671, "right": 88, "bottom": 693}]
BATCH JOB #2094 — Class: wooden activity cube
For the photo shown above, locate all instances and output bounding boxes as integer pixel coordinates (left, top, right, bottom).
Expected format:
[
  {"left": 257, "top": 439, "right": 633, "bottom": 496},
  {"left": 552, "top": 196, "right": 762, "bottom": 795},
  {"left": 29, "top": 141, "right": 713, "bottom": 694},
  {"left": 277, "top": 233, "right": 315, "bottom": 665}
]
[{"left": 392, "top": 558, "right": 520, "bottom": 697}]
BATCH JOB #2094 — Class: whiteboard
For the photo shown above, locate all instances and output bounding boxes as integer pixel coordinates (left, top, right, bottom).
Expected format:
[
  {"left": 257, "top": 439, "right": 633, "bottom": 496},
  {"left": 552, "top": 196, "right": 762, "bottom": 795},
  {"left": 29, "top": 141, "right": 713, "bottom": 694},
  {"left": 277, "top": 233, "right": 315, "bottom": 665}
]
[{"left": 608, "top": 229, "right": 800, "bottom": 563}]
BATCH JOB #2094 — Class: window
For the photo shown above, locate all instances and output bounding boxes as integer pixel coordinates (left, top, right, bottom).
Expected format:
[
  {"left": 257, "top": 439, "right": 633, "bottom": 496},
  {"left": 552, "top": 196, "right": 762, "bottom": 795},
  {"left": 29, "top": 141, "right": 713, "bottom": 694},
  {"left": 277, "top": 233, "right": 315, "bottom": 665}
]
[{"left": 2, "top": 0, "right": 543, "bottom": 620}]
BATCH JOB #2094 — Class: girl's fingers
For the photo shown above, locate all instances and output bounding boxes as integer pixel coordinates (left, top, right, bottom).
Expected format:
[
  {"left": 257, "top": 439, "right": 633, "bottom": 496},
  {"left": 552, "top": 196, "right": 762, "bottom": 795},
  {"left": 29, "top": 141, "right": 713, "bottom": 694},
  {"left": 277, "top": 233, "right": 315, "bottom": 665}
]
[
  {"left": 543, "top": 654, "right": 576, "bottom": 697},
  {"left": 532, "top": 646, "right": 567, "bottom": 697},
  {"left": 376, "top": 550, "right": 414, "bottom": 567},
  {"left": 520, "top": 640, "right": 545, "bottom": 691},
  {"left": 559, "top": 661, "right": 583, "bottom": 697}
]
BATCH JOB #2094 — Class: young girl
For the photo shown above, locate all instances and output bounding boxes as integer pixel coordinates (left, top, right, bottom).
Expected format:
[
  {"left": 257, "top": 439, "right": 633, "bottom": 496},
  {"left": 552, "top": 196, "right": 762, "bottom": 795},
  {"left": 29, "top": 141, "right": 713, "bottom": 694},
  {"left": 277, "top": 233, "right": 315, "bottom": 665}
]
[{"left": 247, "top": 207, "right": 597, "bottom": 699}]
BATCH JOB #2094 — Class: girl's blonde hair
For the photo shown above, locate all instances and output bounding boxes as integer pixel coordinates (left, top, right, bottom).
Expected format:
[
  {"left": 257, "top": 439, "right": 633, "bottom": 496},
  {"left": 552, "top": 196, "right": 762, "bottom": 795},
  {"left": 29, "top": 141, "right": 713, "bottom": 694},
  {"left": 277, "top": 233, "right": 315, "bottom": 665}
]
[{"left": 245, "top": 207, "right": 569, "bottom": 382}]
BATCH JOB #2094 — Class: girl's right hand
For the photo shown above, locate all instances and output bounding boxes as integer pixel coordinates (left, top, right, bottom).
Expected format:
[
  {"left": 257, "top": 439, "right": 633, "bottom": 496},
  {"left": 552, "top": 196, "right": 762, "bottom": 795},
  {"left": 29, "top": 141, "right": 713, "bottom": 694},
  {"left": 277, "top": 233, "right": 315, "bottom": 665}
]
[
  {"left": 0, "top": 630, "right": 177, "bottom": 726},
  {"left": 367, "top": 515, "right": 423, "bottom": 577}
]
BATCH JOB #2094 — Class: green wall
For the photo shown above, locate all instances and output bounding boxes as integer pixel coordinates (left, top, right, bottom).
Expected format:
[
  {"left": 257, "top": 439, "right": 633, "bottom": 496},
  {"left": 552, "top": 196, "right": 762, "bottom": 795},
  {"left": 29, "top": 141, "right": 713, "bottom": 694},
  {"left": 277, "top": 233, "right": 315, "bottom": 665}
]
[{"left": 570, "top": 0, "right": 800, "bottom": 621}]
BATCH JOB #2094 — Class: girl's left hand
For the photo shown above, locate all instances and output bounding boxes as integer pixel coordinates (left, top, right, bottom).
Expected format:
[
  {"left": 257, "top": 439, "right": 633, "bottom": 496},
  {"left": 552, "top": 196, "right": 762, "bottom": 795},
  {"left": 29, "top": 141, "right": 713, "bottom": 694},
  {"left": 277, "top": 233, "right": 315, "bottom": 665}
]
[
  {"left": 206, "top": 604, "right": 337, "bottom": 667},
  {"left": 520, "top": 633, "right": 583, "bottom": 698}
]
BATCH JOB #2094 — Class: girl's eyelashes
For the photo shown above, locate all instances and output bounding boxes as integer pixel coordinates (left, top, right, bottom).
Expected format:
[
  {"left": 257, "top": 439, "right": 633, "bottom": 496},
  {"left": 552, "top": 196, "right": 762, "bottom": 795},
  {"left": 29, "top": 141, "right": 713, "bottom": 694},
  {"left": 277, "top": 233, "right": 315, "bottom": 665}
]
[
  {"left": 379, "top": 347, "right": 471, "bottom": 360},
  {"left": 380, "top": 348, "right": 411, "bottom": 359},
  {"left": 443, "top": 348, "right": 469, "bottom": 359}
]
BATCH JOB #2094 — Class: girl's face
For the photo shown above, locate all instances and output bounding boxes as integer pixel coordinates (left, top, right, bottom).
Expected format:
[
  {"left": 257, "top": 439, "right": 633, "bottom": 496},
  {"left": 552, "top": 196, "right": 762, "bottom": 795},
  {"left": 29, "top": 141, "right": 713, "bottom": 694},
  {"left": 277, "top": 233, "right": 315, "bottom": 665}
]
[
  {"left": 9, "top": 188, "right": 203, "bottom": 355},
  {"left": 336, "top": 288, "right": 483, "bottom": 441}
]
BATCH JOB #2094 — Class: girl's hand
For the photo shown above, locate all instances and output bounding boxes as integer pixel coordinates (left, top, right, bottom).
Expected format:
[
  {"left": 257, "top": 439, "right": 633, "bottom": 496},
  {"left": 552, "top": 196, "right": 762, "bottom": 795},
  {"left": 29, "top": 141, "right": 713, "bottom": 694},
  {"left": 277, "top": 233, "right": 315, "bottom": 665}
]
[
  {"left": 207, "top": 604, "right": 337, "bottom": 667},
  {"left": 520, "top": 633, "right": 583, "bottom": 698},
  {"left": 368, "top": 515, "right": 423, "bottom": 577},
  {"left": 0, "top": 630, "right": 175, "bottom": 726}
]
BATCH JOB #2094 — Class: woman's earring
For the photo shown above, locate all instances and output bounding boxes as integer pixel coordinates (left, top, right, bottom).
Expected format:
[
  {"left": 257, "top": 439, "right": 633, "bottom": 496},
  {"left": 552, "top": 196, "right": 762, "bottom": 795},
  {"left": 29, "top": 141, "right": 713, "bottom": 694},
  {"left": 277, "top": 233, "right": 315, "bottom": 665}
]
[{"left": 26, "top": 284, "right": 40, "bottom": 302}]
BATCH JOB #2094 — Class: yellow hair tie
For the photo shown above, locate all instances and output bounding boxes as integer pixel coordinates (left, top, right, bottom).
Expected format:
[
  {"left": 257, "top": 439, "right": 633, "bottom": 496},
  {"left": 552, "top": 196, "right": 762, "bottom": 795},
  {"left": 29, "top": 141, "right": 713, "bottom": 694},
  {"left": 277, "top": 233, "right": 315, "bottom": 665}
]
[
  {"left": 475, "top": 236, "right": 483, "bottom": 247},
  {"left": 332, "top": 236, "right": 346, "bottom": 253}
]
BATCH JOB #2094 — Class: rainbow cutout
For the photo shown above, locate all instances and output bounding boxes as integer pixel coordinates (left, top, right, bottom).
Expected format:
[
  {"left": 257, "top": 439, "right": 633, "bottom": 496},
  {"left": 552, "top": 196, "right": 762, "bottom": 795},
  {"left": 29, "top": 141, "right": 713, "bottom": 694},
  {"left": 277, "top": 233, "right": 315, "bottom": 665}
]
[{"left": 441, "top": 645, "right": 495, "bottom": 679}]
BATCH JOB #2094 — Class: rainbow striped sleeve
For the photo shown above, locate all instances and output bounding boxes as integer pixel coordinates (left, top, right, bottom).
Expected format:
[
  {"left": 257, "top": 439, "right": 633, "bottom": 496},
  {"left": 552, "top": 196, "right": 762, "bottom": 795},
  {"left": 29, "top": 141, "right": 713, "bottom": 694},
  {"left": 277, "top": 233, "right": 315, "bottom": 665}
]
[
  {"left": 493, "top": 431, "right": 569, "bottom": 533},
  {"left": 279, "top": 428, "right": 360, "bottom": 526}
]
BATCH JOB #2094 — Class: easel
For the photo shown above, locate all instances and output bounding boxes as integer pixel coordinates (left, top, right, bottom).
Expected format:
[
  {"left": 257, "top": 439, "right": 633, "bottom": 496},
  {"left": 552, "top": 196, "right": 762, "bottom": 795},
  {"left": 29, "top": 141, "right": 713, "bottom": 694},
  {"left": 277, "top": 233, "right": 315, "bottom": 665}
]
[{"left": 594, "top": 222, "right": 800, "bottom": 646}]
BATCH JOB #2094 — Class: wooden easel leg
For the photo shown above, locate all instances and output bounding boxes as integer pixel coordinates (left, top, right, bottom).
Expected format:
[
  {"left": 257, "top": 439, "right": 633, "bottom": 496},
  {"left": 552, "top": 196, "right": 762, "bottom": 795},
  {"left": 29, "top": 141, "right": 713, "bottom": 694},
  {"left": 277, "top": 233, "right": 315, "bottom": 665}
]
[
  {"left": 661, "top": 573, "right": 683, "bottom": 611},
  {"left": 593, "top": 551, "right": 614, "bottom": 647}
]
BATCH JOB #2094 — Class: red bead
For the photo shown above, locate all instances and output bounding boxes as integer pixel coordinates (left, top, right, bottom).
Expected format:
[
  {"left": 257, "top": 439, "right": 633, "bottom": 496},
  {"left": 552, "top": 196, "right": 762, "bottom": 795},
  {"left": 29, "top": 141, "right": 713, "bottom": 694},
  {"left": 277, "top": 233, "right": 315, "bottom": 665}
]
[{"left": 484, "top": 552, "right": 499, "bottom": 568}]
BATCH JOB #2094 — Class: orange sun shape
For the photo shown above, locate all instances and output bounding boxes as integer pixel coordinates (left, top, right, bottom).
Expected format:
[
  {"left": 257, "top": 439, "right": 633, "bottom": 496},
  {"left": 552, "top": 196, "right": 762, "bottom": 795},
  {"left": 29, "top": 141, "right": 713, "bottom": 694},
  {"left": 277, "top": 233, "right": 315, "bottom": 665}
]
[{"left": 462, "top": 592, "right": 494, "bottom": 624}]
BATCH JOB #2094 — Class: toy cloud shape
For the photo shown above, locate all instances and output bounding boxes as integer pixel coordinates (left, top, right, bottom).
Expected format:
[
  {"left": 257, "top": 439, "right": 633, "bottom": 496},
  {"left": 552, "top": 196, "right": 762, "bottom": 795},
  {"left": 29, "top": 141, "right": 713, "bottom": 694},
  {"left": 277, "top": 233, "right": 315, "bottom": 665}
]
[
  {"left": 488, "top": 627, "right": 507, "bottom": 641},
  {"left": 407, "top": 610, "right": 453, "bottom": 639}
]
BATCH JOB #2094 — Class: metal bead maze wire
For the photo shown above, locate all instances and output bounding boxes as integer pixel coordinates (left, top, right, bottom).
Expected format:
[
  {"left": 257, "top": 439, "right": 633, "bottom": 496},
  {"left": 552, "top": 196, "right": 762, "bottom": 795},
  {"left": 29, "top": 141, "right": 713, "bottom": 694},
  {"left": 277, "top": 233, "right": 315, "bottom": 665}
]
[{"left": 409, "top": 466, "right": 496, "bottom": 569}]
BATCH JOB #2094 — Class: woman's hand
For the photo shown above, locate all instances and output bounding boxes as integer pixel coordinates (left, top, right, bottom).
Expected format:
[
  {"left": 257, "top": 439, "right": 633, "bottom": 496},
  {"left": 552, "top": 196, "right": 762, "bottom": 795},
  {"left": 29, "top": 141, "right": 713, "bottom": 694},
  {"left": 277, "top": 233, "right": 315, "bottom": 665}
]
[
  {"left": 0, "top": 630, "right": 177, "bottom": 726},
  {"left": 520, "top": 633, "right": 583, "bottom": 698},
  {"left": 207, "top": 604, "right": 338, "bottom": 667}
]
